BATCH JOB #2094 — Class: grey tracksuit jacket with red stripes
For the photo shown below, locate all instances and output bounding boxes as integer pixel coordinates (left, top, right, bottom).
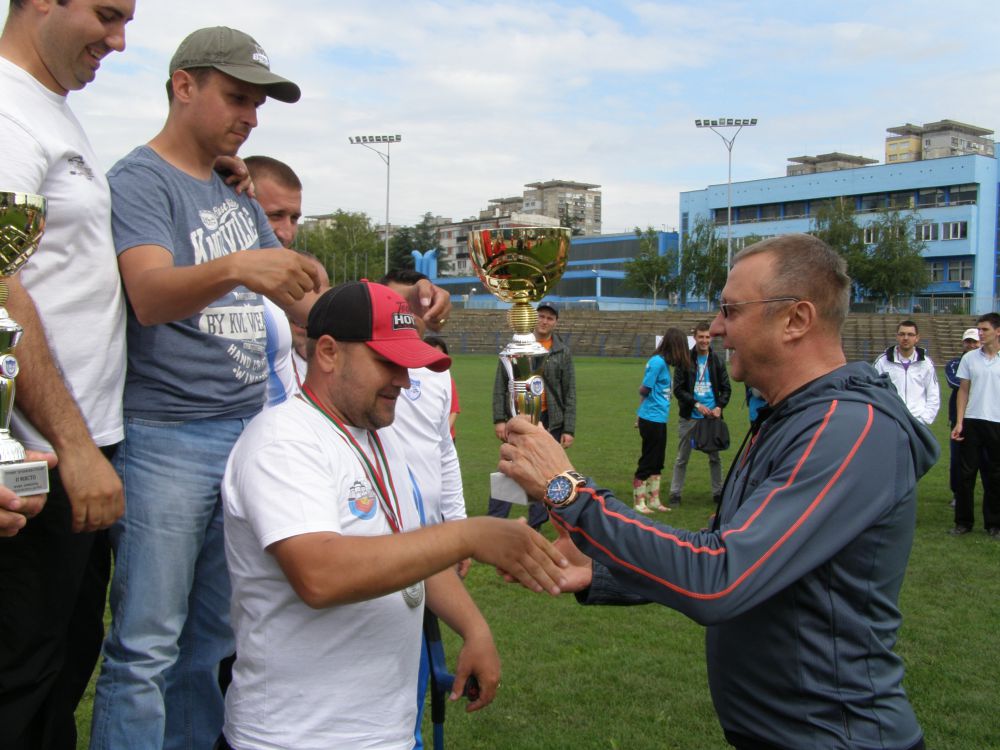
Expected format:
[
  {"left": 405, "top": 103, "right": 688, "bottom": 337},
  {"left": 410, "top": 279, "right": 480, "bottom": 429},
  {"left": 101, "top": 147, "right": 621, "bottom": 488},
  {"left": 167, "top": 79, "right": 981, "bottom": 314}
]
[{"left": 553, "top": 362, "right": 937, "bottom": 750}]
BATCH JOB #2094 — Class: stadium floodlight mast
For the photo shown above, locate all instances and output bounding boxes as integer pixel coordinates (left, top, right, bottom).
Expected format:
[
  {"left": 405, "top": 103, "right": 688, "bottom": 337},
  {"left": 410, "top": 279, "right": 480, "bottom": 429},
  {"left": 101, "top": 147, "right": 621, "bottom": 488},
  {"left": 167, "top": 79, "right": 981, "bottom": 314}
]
[
  {"left": 348, "top": 134, "right": 402, "bottom": 274},
  {"left": 694, "top": 118, "right": 757, "bottom": 272}
]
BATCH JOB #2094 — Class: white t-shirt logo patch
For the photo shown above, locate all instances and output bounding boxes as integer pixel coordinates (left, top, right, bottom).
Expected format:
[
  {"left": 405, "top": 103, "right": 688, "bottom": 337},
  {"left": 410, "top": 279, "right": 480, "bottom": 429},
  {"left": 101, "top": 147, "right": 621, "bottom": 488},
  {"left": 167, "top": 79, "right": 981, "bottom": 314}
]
[
  {"left": 347, "top": 479, "right": 377, "bottom": 520},
  {"left": 405, "top": 379, "right": 421, "bottom": 401}
]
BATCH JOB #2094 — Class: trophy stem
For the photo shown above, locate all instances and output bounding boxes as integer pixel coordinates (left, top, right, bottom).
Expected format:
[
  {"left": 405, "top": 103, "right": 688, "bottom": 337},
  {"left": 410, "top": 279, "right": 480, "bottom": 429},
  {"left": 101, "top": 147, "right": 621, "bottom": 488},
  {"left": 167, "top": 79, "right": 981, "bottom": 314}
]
[{"left": 507, "top": 302, "right": 537, "bottom": 336}]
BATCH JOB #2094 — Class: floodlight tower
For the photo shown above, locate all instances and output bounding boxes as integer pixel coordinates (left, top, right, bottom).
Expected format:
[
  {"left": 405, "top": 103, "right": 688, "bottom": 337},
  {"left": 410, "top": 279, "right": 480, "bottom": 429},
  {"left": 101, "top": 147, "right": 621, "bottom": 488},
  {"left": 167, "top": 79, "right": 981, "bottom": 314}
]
[
  {"left": 349, "top": 134, "right": 402, "bottom": 273},
  {"left": 694, "top": 118, "right": 757, "bottom": 271}
]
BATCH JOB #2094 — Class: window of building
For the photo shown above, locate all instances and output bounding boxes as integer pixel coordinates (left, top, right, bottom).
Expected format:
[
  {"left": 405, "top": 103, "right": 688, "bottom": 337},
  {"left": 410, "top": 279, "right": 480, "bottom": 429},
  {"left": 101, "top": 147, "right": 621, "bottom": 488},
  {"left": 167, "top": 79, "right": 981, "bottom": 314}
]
[
  {"left": 929, "top": 261, "right": 945, "bottom": 282},
  {"left": 889, "top": 191, "right": 914, "bottom": 209},
  {"left": 943, "top": 221, "right": 968, "bottom": 240},
  {"left": 714, "top": 208, "right": 727, "bottom": 225},
  {"left": 948, "top": 260, "right": 974, "bottom": 282},
  {"left": 784, "top": 201, "right": 806, "bottom": 219},
  {"left": 759, "top": 203, "right": 780, "bottom": 221},
  {"left": 917, "top": 188, "right": 945, "bottom": 207},
  {"left": 681, "top": 212, "right": 689, "bottom": 234},
  {"left": 859, "top": 193, "right": 886, "bottom": 212},
  {"left": 950, "top": 184, "right": 978, "bottom": 205},
  {"left": 915, "top": 222, "right": 938, "bottom": 241},
  {"left": 863, "top": 226, "right": 879, "bottom": 244}
]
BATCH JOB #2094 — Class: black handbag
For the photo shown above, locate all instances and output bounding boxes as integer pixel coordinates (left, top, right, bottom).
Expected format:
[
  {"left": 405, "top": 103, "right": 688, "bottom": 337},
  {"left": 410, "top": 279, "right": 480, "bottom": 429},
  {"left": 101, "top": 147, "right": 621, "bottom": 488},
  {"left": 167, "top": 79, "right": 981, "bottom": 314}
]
[{"left": 691, "top": 417, "right": 730, "bottom": 452}]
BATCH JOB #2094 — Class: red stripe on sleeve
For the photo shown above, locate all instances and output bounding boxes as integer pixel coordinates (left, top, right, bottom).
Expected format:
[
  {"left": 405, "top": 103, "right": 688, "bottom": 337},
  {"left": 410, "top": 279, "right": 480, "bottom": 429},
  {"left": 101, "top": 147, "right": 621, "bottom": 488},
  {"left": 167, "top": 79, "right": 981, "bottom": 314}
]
[{"left": 561, "top": 400, "right": 874, "bottom": 600}]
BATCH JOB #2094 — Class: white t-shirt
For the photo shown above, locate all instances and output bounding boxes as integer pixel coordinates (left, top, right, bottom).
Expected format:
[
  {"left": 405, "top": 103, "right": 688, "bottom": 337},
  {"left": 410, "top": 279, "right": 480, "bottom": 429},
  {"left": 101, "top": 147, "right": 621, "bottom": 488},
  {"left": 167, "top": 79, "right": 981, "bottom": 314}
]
[
  {"left": 392, "top": 366, "right": 466, "bottom": 525},
  {"left": 956, "top": 347, "right": 1000, "bottom": 423},
  {"left": 262, "top": 296, "right": 296, "bottom": 408},
  {"left": 0, "top": 56, "right": 126, "bottom": 450},
  {"left": 222, "top": 397, "right": 423, "bottom": 750},
  {"left": 290, "top": 348, "right": 307, "bottom": 389}
]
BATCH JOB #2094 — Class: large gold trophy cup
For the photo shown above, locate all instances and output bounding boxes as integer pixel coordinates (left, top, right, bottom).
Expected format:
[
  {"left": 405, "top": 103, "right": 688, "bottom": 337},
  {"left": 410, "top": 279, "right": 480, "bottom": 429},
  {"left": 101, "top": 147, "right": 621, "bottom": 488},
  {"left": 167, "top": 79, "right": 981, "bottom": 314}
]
[
  {"left": 0, "top": 191, "right": 50, "bottom": 495},
  {"left": 468, "top": 226, "right": 570, "bottom": 504}
]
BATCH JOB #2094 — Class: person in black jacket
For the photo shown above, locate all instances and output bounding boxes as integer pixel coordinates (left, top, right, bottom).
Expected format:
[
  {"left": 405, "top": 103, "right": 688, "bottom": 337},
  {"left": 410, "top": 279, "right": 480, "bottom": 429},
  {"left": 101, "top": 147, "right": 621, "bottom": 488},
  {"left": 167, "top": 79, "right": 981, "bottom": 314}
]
[{"left": 669, "top": 322, "right": 731, "bottom": 505}]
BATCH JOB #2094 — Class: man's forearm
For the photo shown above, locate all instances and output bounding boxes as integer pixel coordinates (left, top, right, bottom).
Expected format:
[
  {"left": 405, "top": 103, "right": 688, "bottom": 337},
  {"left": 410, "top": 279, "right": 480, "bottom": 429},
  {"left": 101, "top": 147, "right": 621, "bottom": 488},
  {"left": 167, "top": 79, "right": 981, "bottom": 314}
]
[
  {"left": 955, "top": 384, "right": 969, "bottom": 425},
  {"left": 271, "top": 515, "right": 565, "bottom": 609},
  {"left": 426, "top": 568, "right": 490, "bottom": 639},
  {"left": 119, "top": 248, "right": 244, "bottom": 325}
]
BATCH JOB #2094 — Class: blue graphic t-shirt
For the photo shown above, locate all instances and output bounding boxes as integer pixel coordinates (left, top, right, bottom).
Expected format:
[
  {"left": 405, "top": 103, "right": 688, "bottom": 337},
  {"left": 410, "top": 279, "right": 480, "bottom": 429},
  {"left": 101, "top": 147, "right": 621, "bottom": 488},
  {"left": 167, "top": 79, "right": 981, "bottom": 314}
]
[
  {"left": 109, "top": 146, "right": 280, "bottom": 420},
  {"left": 691, "top": 353, "right": 716, "bottom": 419},
  {"left": 637, "top": 355, "right": 672, "bottom": 423}
]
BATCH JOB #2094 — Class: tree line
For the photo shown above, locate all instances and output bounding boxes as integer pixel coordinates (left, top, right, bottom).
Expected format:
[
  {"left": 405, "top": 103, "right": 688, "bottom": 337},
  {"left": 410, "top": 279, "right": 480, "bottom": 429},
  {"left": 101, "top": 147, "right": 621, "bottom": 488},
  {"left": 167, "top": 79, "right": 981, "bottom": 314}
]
[
  {"left": 292, "top": 211, "right": 450, "bottom": 282},
  {"left": 625, "top": 200, "right": 930, "bottom": 308}
]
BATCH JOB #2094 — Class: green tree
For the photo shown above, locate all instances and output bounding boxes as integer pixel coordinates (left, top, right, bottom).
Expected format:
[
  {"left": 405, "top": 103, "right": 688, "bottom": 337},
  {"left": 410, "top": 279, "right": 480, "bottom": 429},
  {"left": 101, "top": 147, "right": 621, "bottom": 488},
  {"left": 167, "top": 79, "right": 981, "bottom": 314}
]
[
  {"left": 812, "top": 201, "right": 929, "bottom": 306},
  {"left": 559, "top": 206, "right": 585, "bottom": 236},
  {"left": 856, "top": 211, "right": 929, "bottom": 307},
  {"left": 294, "top": 210, "right": 380, "bottom": 283},
  {"left": 812, "top": 197, "right": 866, "bottom": 295},
  {"left": 624, "top": 226, "right": 673, "bottom": 308},
  {"left": 683, "top": 216, "right": 728, "bottom": 305},
  {"left": 387, "top": 212, "right": 451, "bottom": 274}
]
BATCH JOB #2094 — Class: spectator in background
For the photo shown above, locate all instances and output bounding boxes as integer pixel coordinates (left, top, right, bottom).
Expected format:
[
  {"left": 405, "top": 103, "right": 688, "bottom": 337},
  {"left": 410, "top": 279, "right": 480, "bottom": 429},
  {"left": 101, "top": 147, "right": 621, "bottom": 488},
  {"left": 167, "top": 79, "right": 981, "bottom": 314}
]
[
  {"left": 490, "top": 302, "right": 576, "bottom": 530},
  {"left": 669, "top": 322, "right": 731, "bottom": 506},
  {"left": 425, "top": 335, "right": 460, "bottom": 440},
  {"left": 632, "top": 328, "right": 690, "bottom": 514},
  {"left": 873, "top": 320, "right": 940, "bottom": 425},
  {"left": 745, "top": 385, "right": 767, "bottom": 424},
  {"left": 381, "top": 271, "right": 468, "bottom": 749},
  {"left": 950, "top": 313, "right": 1000, "bottom": 539},
  {"left": 945, "top": 328, "right": 982, "bottom": 508},
  {"left": 244, "top": 155, "right": 328, "bottom": 407}
]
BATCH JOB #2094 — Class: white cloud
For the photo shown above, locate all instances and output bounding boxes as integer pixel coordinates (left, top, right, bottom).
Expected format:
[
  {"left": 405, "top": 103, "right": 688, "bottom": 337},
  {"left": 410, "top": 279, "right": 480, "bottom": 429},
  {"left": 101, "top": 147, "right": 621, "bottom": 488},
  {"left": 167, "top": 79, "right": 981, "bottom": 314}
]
[{"left": 2, "top": 0, "right": 997, "bottom": 234}]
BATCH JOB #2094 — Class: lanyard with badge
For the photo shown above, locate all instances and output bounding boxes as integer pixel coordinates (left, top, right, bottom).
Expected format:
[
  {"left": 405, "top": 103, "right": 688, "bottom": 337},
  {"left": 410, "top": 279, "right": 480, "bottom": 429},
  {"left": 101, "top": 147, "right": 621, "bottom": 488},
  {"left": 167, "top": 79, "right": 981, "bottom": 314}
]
[{"left": 299, "top": 384, "right": 424, "bottom": 607}]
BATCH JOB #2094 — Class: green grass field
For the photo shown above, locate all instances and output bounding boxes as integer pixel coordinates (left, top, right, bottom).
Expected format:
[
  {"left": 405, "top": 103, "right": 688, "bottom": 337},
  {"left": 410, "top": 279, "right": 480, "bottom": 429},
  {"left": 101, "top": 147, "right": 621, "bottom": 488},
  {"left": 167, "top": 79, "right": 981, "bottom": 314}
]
[{"left": 76, "top": 355, "right": 1000, "bottom": 749}]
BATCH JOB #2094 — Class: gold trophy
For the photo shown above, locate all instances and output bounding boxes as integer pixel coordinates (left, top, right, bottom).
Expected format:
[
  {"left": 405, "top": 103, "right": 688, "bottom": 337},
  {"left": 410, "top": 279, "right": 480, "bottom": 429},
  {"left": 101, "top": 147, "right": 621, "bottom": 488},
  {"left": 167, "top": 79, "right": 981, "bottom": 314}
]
[
  {"left": 0, "top": 191, "right": 49, "bottom": 495},
  {"left": 468, "top": 226, "right": 570, "bottom": 504}
]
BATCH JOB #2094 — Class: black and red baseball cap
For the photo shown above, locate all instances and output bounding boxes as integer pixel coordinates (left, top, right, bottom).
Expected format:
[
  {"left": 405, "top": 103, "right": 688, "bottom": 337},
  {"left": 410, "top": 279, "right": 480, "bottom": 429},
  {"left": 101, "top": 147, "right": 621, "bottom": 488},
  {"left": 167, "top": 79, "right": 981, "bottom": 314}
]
[{"left": 306, "top": 281, "right": 451, "bottom": 372}]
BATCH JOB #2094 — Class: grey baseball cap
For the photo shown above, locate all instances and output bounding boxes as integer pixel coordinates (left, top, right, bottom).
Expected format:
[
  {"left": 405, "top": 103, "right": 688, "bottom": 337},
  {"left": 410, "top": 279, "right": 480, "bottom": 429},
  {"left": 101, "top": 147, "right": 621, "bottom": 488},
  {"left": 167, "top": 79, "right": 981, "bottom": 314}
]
[{"left": 169, "top": 27, "right": 301, "bottom": 103}]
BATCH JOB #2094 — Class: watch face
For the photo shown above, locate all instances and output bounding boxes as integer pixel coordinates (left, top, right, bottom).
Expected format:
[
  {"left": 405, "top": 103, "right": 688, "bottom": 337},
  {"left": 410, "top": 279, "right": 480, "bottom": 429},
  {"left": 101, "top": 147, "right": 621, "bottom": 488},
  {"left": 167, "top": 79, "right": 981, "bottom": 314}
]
[{"left": 547, "top": 476, "right": 573, "bottom": 503}]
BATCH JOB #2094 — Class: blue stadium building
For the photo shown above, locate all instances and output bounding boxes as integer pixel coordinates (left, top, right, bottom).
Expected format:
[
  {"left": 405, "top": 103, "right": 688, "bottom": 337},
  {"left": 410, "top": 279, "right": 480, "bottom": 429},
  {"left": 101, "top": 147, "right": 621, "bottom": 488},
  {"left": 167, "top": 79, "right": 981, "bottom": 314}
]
[{"left": 680, "top": 129, "right": 998, "bottom": 314}]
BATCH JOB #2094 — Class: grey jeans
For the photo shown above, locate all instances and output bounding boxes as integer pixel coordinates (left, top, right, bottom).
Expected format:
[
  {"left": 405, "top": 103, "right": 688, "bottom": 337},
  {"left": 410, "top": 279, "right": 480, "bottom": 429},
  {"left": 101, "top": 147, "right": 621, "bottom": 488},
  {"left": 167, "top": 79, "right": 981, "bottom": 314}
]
[{"left": 670, "top": 416, "right": 723, "bottom": 496}]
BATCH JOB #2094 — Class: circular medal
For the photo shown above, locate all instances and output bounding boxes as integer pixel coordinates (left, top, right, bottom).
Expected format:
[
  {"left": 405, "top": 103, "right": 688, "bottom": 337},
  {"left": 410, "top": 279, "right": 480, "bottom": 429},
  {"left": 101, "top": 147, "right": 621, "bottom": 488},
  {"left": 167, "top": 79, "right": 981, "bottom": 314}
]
[{"left": 401, "top": 581, "right": 425, "bottom": 608}]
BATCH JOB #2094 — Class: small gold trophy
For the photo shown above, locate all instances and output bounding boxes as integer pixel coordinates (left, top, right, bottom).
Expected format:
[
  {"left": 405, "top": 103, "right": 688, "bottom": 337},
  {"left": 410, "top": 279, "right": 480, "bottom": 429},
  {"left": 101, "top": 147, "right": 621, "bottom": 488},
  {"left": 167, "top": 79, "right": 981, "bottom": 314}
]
[
  {"left": 0, "top": 191, "right": 50, "bottom": 495},
  {"left": 468, "top": 226, "right": 570, "bottom": 504}
]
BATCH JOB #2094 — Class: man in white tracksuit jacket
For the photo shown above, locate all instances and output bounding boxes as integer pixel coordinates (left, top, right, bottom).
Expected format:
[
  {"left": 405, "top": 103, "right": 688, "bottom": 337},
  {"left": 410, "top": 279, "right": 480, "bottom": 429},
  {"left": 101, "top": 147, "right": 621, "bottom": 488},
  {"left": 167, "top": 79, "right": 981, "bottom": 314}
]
[{"left": 873, "top": 319, "right": 940, "bottom": 425}]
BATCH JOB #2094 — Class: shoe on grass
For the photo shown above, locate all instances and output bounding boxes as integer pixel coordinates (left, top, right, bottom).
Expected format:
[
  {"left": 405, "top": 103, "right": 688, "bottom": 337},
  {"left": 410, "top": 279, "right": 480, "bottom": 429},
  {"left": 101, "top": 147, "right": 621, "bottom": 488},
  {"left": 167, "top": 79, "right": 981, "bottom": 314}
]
[
  {"left": 987, "top": 527, "right": 1000, "bottom": 540},
  {"left": 948, "top": 525, "right": 972, "bottom": 536},
  {"left": 667, "top": 494, "right": 681, "bottom": 507}
]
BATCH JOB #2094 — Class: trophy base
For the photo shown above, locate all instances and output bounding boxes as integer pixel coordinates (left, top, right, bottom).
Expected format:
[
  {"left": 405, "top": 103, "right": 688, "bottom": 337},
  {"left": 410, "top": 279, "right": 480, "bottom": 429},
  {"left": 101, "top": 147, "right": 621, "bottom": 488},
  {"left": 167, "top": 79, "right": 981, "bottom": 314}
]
[
  {"left": 0, "top": 459, "right": 50, "bottom": 496},
  {"left": 491, "top": 471, "right": 529, "bottom": 506}
]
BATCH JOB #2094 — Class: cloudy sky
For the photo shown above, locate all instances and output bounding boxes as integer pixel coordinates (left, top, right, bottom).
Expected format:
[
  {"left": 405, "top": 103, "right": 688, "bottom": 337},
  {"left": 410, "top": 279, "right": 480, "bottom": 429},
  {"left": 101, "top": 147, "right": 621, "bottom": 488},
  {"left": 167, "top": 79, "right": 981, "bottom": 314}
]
[{"left": 4, "top": 1, "right": 998, "bottom": 234}]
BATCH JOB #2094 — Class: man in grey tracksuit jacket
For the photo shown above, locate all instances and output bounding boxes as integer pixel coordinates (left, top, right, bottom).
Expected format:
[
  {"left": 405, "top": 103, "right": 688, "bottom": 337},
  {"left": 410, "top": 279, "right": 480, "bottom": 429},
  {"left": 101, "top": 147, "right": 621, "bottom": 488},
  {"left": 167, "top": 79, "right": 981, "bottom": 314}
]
[
  {"left": 560, "top": 362, "right": 935, "bottom": 749},
  {"left": 498, "top": 235, "right": 935, "bottom": 750}
]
